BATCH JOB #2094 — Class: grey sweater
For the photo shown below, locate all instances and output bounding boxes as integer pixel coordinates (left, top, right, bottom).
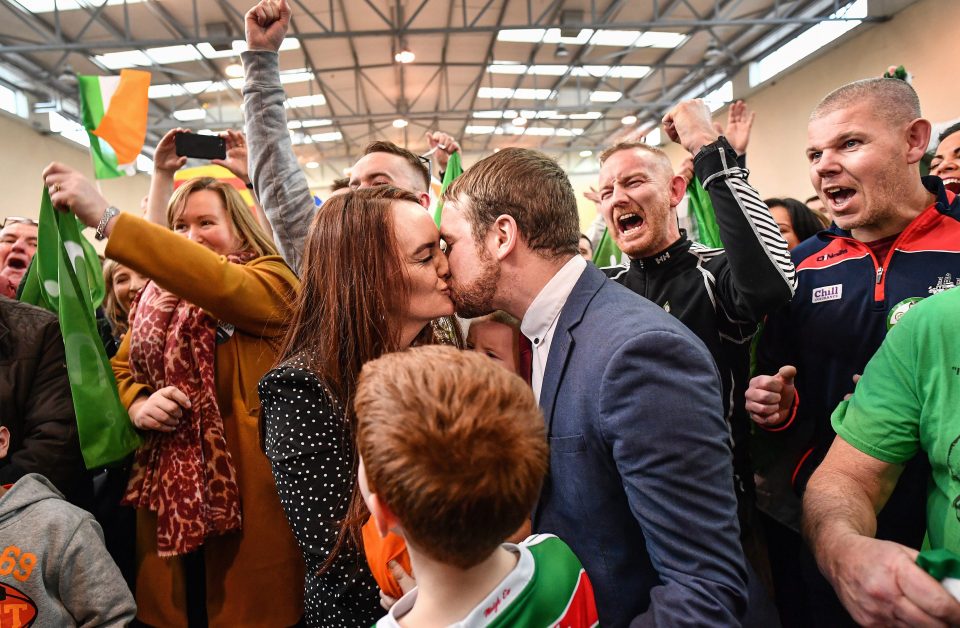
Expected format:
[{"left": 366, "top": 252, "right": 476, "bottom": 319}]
[
  {"left": 242, "top": 50, "right": 316, "bottom": 273},
  {"left": 0, "top": 473, "right": 135, "bottom": 627}
]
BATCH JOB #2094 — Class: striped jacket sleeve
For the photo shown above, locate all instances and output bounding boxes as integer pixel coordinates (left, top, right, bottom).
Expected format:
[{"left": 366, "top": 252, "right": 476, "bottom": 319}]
[{"left": 694, "top": 138, "right": 797, "bottom": 324}]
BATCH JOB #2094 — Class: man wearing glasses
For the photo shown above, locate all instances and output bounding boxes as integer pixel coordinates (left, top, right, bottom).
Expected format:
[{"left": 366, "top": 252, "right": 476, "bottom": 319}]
[{"left": 0, "top": 217, "right": 38, "bottom": 299}]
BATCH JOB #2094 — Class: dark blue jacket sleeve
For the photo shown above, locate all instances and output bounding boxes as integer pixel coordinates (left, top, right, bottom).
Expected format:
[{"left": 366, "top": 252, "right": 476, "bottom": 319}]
[{"left": 599, "top": 329, "right": 748, "bottom": 627}]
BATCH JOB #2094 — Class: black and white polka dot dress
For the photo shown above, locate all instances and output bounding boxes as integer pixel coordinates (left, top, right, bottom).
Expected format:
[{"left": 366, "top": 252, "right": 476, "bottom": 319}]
[{"left": 259, "top": 357, "right": 381, "bottom": 627}]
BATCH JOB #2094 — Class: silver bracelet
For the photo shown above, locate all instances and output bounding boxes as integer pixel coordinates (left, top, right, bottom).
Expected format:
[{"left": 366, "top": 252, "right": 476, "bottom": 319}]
[{"left": 96, "top": 206, "right": 120, "bottom": 240}]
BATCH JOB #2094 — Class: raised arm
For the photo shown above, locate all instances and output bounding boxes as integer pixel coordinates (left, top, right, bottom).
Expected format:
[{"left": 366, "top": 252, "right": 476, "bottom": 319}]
[
  {"left": 601, "top": 329, "right": 747, "bottom": 625},
  {"left": 146, "top": 127, "right": 189, "bottom": 226},
  {"left": 665, "top": 99, "right": 796, "bottom": 322},
  {"left": 242, "top": 0, "right": 314, "bottom": 271},
  {"left": 42, "top": 161, "right": 297, "bottom": 337}
]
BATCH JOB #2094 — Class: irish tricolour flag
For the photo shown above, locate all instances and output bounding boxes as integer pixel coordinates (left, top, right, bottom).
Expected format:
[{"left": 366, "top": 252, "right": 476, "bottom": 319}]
[{"left": 78, "top": 69, "right": 151, "bottom": 179}]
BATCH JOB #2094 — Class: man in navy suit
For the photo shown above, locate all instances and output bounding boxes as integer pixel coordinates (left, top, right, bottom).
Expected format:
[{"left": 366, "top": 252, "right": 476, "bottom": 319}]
[{"left": 440, "top": 114, "right": 748, "bottom": 627}]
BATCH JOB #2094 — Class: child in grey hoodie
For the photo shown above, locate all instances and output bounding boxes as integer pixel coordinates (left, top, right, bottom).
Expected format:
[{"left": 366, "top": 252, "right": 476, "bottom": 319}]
[{"left": 0, "top": 425, "right": 136, "bottom": 627}]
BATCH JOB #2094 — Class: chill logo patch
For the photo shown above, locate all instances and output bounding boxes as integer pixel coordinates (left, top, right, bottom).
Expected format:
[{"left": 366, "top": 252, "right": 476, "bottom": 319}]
[
  {"left": 812, "top": 284, "right": 842, "bottom": 304},
  {"left": 887, "top": 297, "right": 924, "bottom": 330},
  {"left": 0, "top": 582, "right": 37, "bottom": 627}
]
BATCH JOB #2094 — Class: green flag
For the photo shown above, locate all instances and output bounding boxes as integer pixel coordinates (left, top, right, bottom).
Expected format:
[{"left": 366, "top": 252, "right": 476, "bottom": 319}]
[
  {"left": 592, "top": 227, "right": 623, "bottom": 267},
  {"left": 20, "top": 189, "right": 141, "bottom": 468},
  {"left": 433, "top": 151, "right": 463, "bottom": 227},
  {"left": 686, "top": 177, "right": 723, "bottom": 248}
]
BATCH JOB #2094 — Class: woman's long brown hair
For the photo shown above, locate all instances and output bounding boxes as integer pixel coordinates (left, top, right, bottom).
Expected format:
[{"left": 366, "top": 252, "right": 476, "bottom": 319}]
[{"left": 276, "top": 186, "right": 461, "bottom": 572}]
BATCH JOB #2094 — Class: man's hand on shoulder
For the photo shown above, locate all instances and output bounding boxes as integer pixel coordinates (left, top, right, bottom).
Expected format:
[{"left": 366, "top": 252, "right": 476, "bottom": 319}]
[
  {"left": 826, "top": 534, "right": 960, "bottom": 627},
  {"left": 245, "top": 0, "right": 290, "bottom": 52}
]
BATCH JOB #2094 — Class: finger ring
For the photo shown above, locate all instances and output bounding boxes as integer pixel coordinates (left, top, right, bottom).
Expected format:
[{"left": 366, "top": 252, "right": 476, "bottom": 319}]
[{"left": 53, "top": 183, "right": 61, "bottom": 193}]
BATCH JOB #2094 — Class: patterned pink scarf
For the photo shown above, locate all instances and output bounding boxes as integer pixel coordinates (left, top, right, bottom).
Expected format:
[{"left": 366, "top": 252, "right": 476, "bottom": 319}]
[{"left": 122, "top": 251, "right": 255, "bottom": 557}]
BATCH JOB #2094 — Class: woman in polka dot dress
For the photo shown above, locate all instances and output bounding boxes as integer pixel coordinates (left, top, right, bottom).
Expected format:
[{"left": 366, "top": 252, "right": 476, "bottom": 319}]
[{"left": 259, "top": 186, "right": 461, "bottom": 627}]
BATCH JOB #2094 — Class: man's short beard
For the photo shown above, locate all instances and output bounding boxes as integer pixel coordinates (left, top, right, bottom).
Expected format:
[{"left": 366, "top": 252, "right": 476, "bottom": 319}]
[{"left": 451, "top": 248, "right": 500, "bottom": 318}]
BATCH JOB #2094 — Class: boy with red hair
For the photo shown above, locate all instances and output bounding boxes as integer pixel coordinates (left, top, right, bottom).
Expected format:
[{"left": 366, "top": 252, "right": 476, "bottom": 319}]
[{"left": 354, "top": 345, "right": 597, "bottom": 627}]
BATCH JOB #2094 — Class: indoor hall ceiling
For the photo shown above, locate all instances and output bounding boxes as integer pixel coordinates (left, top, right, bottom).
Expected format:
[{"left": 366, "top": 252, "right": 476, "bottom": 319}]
[{"left": 0, "top": 0, "right": 901, "bottom": 183}]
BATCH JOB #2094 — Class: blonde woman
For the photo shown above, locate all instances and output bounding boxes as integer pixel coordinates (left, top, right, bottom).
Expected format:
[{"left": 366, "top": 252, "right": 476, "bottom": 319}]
[{"left": 42, "top": 162, "right": 304, "bottom": 627}]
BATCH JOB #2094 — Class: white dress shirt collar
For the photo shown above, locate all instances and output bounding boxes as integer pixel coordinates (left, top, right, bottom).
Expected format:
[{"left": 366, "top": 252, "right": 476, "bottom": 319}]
[{"left": 520, "top": 254, "right": 587, "bottom": 346}]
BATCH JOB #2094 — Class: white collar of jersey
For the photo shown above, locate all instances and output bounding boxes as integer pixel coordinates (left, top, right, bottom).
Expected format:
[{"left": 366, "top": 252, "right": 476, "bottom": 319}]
[{"left": 379, "top": 542, "right": 535, "bottom": 628}]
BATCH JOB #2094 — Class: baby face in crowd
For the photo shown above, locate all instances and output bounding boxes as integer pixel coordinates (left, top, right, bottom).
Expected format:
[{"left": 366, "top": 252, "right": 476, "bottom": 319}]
[
  {"left": 392, "top": 199, "right": 454, "bottom": 325},
  {"left": 931, "top": 130, "right": 959, "bottom": 194},
  {"left": 466, "top": 319, "right": 519, "bottom": 375},
  {"left": 806, "top": 102, "right": 913, "bottom": 236},
  {"left": 171, "top": 189, "right": 244, "bottom": 256},
  {"left": 0, "top": 221, "right": 38, "bottom": 293},
  {"left": 111, "top": 263, "right": 147, "bottom": 312},
  {"left": 597, "top": 148, "right": 685, "bottom": 258}
]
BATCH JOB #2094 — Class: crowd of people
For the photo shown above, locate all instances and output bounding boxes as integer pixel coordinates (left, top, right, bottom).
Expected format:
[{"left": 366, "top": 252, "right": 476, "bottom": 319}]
[{"left": 1, "top": 0, "right": 959, "bottom": 625}]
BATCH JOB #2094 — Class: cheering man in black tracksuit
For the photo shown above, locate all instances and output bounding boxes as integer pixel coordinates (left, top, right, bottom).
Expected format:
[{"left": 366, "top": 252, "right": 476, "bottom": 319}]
[{"left": 596, "top": 99, "right": 796, "bottom": 625}]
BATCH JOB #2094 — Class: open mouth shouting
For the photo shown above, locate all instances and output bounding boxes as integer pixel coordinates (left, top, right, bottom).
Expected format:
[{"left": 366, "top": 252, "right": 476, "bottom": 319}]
[
  {"left": 616, "top": 212, "right": 645, "bottom": 236},
  {"left": 942, "top": 177, "right": 960, "bottom": 194},
  {"left": 822, "top": 186, "right": 856, "bottom": 212},
  {"left": 3, "top": 254, "right": 28, "bottom": 271}
]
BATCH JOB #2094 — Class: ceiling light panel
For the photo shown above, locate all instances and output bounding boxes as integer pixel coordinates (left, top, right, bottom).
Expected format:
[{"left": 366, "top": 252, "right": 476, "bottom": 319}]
[
  {"left": 590, "top": 90, "right": 622, "bottom": 102},
  {"left": 19, "top": 0, "right": 143, "bottom": 12},
  {"left": 285, "top": 94, "right": 327, "bottom": 108},
  {"left": 477, "top": 87, "right": 553, "bottom": 100}
]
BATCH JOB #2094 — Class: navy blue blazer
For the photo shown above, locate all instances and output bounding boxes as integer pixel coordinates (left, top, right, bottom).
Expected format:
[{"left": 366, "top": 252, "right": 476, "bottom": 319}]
[{"left": 532, "top": 263, "right": 748, "bottom": 627}]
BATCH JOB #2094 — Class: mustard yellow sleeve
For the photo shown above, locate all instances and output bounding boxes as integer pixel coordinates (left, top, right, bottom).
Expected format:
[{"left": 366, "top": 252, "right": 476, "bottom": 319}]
[
  {"left": 110, "top": 332, "right": 152, "bottom": 410},
  {"left": 104, "top": 212, "right": 298, "bottom": 338}
]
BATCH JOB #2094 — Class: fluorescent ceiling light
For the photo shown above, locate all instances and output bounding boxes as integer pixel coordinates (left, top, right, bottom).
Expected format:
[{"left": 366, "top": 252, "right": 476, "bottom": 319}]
[
  {"left": 310, "top": 131, "right": 342, "bottom": 142},
  {"left": 285, "top": 94, "right": 327, "bottom": 108},
  {"left": 569, "top": 112, "right": 602, "bottom": 120},
  {"left": 173, "top": 108, "right": 207, "bottom": 121},
  {"left": 394, "top": 49, "right": 415, "bottom": 64},
  {"left": 590, "top": 90, "right": 622, "bottom": 103},
  {"left": 225, "top": 63, "right": 244, "bottom": 78},
  {"left": 634, "top": 32, "right": 687, "bottom": 48},
  {"left": 750, "top": 0, "right": 867, "bottom": 87},
  {"left": 301, "top": 119, "right": 332, "bottom": 127},
  {"left": 512, "top": 116, "right": 527, "bottom": 126},
  {"left": 477, "top": 87, "right": 553, "bottom": 100},
  {"left": 287, "top": 120, "right": 303, "bottom": 129},
  {"left": 487, "top": 63, "right": 528, "bottom": 74},
  {"left": 393, "top": 119, "right": 408, "bottom": 128},
  {"left": 496, "top": 28, "right": 593, "bottom": 45},
  {"left": 95, "top": 50, "right": 151, "bottom": 70},
  {"left": 144, "top": 44, "right": 202, "bottom": 64},
  {"left": 473, "top": 110, "right": 504, "bottom": 118},
  {"left": 496, "top": 27, "right": 682, "bottom": 49},
  {"left": 466, "top": 125, "right": 497, "bottom": 134},
  {"left": 20, "top": 0, "right": 143, "bottom": 12},
  {"left": 579, "top": 150, "right": 593, "bottom": 157},
  {"left": 589, "top": 30, "right": 641, "bottom": 47},
  {"left": 306, "top": 161, "right": 320, "bottom": 169},
  {"left": 279, "top": 70, "right": 315, "bottom": 85}
]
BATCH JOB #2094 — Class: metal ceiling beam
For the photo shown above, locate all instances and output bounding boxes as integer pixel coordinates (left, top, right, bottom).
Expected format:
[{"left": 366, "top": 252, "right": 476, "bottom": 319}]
[{"left": 0, "top": 14, "right": 883, "bottom": 55}]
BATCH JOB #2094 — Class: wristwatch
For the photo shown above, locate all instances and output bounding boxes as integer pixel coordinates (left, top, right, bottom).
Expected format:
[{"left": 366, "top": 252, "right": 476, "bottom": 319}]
[{"left": 96, "top": 206, "right": 121, "bottom": 240}]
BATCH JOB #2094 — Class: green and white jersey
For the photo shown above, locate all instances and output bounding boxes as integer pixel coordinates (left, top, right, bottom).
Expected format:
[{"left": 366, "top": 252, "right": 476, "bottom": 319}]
[{"left": 375, "top": 534, "right": 598, "bottom": 628}]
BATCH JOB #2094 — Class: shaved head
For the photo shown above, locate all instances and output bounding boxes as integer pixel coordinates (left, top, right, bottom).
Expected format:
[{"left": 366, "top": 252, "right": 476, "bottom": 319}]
[
  {"left": 599, "top": 141, "right": 674, "bottom": 179},
  {"left": 811, "top": 78, "right": 921, "bottom": 127}
]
